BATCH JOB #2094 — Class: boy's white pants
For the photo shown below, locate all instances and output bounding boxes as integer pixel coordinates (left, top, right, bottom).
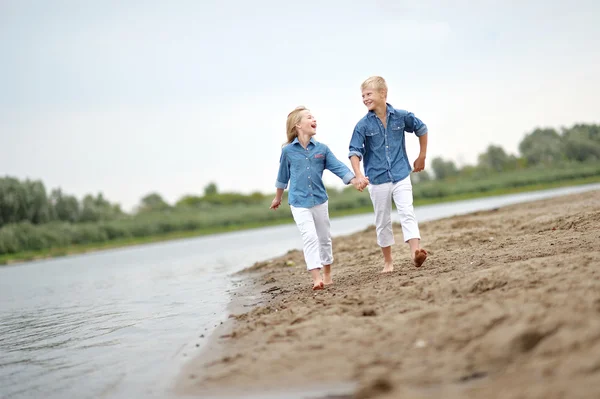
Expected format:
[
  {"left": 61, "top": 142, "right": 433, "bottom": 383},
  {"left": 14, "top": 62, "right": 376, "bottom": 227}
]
[
  {"left": 368, "top": 176, "right": 420, "bottom": 247},
  {"left": 290, "top": 201, "right": 333, "bottom": 271}
]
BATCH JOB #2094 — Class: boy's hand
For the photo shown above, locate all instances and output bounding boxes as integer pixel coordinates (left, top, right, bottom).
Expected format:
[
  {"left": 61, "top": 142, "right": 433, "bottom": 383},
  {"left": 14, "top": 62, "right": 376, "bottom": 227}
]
[
  {"left": 351, "top": 176, "right": 369, "bottom": 192},
  {"left": 413, "top": 156, "right": 426, "bottom": 172},
  {"left": 270, "top": 198, "right": 282, "bottom": 210}
]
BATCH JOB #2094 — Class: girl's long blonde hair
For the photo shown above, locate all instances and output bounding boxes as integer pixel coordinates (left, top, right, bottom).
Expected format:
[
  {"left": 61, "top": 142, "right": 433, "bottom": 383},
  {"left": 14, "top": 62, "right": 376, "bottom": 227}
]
[{"left": 284, "top": 106, "right": 308, "bottom": 146}]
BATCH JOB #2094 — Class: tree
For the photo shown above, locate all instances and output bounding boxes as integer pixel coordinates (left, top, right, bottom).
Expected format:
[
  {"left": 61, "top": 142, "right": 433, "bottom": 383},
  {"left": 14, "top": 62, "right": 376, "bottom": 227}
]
[
  {"left": 138, "top": 192, "right": 170, "bottom": 212},
  {"left": 204, "top": 182, "right": 218, "bottom": 196},
  {"left": 518, "top": 128, "right": 563, "bottom": 165},
  {"left": 80, "top": 193, "right": 122, "bottom": 222},
  {"left": 49, "top": 188, "right": 80, "bottom": 223},
  {"left": 430, "top": 157, "right": 459, "bottom": 180},
  {"left": 562, "top": 124, "right": 600, "bottom": 162},
  {"left": 477, "top": 145, "right": 516, "bottom": 172}
]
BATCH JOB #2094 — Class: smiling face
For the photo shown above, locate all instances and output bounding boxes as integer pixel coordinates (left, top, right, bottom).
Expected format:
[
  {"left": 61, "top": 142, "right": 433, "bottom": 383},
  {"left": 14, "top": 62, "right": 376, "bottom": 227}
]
[
  {"left": 361, "top": 87, "right": 387, "bottom": 111},
  {"left": 295, "top": 109, "right": 317, "bottom": 137}
]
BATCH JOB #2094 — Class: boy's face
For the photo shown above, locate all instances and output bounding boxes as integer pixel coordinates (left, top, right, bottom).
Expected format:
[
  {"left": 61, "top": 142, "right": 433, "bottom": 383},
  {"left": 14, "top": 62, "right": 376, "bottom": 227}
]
[{"left": 361, "top": 87, "right": 386, "bottom": 111}]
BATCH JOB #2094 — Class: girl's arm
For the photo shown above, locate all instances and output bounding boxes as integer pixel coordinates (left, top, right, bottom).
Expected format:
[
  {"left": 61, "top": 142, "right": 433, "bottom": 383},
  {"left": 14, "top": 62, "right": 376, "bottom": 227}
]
[
  {"left": 325, "top": 146, "right": 355, "bottom": 184},
  {"left": 271, "top": 150, "right": 290, "bottom": 210},
  {"left": 270, "top": 188, "right": 284, "bottom": 209}
]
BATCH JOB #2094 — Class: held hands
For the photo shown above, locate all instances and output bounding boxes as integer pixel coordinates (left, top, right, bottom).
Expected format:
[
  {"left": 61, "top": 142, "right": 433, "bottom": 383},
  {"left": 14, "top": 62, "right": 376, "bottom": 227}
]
[
  {"left": 270, "top": 197, "right": 282, "bottom": 210},
  {"left": 351, "top": 176, "right": 369, "bottom": 192},
  {"left": 413, "top": 155, "right": 426, "bottom": 173}
]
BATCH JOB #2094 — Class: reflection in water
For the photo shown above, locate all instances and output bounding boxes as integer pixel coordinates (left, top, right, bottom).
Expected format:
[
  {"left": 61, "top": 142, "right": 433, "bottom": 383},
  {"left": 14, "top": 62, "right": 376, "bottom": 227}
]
[{"left": 0, "top": 183, "right": 598, "bottom": 399}]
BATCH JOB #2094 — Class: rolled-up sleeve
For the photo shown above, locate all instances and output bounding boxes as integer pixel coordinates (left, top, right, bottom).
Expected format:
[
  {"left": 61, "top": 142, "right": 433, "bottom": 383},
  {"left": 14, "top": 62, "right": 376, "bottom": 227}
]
[
  {"left": 325, "top": 146, "right": 354, "bottom": 184},
  {"left": 404, "top": 112, "right": 428, "bottom": 137},
  {"left": 275, "top": 149, "right": 290, "bottom": 189},
  {"left": 349, "top": 125, "right": 366, "bottom": 160}
]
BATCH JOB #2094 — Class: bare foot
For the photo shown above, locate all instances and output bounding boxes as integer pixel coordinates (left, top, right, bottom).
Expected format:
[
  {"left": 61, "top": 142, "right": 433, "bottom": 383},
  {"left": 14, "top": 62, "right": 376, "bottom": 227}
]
[
  {"left": 323, "top": 265, "right": 333, "bottom": 286},
  {"left": 313, "top": 281, "right": 324, "bottom": 290},
  {"left": 381, "top": 262, "right": 394, "bottom": 274},
  {"left": 413, "top": 249, "right": 428, "bottom": 267}
]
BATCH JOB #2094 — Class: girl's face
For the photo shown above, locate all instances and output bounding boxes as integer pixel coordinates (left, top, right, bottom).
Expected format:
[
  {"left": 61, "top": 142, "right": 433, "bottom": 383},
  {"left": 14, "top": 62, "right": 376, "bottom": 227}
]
[{"left": 296, "top": 110, "right": 317, "bottom": 137}]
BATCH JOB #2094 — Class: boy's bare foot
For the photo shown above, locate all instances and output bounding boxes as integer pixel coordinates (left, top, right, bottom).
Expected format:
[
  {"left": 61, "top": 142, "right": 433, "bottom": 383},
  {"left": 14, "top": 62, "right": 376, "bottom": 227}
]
[
  {"left": 381, "top": 262, "right": 394, "bottom": 274},
  {"left": 413, "top": 249, "right": 428, "bottom": 267},
  {"left": 313, "top": 281, "right": 324, "bottom": 290},
  {"left": 323, "top": 264, "right": 333, "bottom": 286}
]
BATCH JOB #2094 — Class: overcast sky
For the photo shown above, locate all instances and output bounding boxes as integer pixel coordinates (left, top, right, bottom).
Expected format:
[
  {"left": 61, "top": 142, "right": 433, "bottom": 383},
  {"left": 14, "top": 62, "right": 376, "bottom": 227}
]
[{"left": 1, "top": 0, "right": 598, "bottom": 210}]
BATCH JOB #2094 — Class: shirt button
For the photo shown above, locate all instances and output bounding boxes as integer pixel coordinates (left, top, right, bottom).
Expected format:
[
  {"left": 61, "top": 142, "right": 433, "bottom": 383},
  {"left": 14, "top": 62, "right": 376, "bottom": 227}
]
[{"left": 308, "top": 176, "right": 311, "bottom": 179}]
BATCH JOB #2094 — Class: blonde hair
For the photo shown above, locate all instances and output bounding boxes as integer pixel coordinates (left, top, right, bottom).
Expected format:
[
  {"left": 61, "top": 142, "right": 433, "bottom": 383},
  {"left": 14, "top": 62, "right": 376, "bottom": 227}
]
[
  {"left": 285, "top": 106, "right": 308, "bottom": 145},
  {"left": 361, "top": 76, "right": 388, "bottom": 94}
]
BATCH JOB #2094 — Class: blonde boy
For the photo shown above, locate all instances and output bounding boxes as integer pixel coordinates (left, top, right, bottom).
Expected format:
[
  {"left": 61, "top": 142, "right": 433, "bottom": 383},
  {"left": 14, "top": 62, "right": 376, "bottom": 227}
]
[{"left": 349, "top": 76, "right": 428, "bottom": 273}]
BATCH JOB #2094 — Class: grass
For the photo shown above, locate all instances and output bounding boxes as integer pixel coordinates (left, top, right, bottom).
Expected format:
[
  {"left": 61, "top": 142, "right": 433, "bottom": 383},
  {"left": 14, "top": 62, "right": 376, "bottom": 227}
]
[{"left": 2, "top": 175, "right": 599, "bottom": 266}]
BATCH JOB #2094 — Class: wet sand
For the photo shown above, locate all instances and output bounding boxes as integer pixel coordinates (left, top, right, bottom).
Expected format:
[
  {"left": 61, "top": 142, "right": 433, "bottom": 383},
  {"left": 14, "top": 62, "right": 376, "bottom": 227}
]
[{"left": 175, "top": 190, "right": 600, "bottom": 399}]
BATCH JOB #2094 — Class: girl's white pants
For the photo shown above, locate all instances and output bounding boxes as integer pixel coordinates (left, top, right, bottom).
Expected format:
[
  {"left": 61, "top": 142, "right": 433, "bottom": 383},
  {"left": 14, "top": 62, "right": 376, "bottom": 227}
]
[
  {"left": 368, "top": 176, "right": 421, "bottom": 247},
  {"left": 290, "top": 201, "right": 333, "bottom": 271}
]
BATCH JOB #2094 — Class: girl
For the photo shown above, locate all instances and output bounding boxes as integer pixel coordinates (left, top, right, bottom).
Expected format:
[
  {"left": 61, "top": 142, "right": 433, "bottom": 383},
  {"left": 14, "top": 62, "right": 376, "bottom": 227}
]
[{"left": 270, "top": 106, "right": 367, "bottom": 290}]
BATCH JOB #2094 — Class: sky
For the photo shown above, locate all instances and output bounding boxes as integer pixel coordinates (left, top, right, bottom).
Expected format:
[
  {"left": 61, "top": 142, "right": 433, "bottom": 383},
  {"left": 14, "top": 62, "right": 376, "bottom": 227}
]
[{"left": 1, "top": 0, "right": 599, "bottom": 211}]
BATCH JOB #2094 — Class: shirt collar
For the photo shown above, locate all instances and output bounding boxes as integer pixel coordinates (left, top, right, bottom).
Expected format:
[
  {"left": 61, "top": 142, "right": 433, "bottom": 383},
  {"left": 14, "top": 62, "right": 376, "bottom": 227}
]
[
  {"left": 368, "top": 103, "right": 395, "bottom": 118},
  {"left": 291, "top": 137, "right": 317, "bottom": 146}
]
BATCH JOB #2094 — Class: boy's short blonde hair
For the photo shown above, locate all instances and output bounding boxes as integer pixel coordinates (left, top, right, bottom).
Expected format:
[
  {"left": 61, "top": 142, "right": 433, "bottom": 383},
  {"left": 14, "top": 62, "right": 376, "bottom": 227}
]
[{"left": 361, "top": 76, "right": 388, "bottom": 93}]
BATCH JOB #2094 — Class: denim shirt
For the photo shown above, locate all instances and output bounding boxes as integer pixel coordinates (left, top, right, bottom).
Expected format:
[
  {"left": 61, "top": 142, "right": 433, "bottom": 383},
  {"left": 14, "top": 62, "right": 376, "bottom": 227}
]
[
  {"left": 349, "top": 103, "right": 428, "bottom": 185},
  {"left": 276, "top": 137, "right": 355, "bottom": 208}
]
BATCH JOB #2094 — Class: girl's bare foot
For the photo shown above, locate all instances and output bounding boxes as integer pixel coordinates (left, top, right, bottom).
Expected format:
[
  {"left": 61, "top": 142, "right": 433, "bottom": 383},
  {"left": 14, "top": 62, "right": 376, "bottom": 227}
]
[
  {"left": 381, "top": 262, "right": 394, "bottom": 273},
  {"left": 323, "top": 264, "right": 333, "bottom": 286},
  {"left": 413, "top": 249, "right": 428, "bottom": 267},
  {"left": 310, "top": 268, "right": 324, "bottom": 290}
]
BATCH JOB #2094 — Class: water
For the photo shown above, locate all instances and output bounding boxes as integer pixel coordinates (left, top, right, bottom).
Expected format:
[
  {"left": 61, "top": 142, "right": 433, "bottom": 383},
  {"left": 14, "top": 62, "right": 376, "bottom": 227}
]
[{"left": 1, "top": 183, "right": 598, "bottom": 399}]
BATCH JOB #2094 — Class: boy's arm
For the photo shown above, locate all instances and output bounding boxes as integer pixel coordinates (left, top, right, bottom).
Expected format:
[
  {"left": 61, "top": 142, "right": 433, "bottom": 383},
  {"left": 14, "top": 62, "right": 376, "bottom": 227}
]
[
  {"left": 403, "top": 111, "right": 428, "bottom": 173},
  {"left": 413, "top": 133, "right": 428, "bottom": 172},
  {"left": 349, "top": 126, "right": 369, "bottom": 186}
]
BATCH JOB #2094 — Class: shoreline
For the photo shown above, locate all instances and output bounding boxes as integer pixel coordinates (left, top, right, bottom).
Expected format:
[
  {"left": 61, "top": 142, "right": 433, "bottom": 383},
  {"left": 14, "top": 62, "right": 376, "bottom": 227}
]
[
  {"left": 2, "top": 178, "right": 600, "bottom": 267},
  {"left": 174, "top": 189, "right": 600, "bottom": 399}
]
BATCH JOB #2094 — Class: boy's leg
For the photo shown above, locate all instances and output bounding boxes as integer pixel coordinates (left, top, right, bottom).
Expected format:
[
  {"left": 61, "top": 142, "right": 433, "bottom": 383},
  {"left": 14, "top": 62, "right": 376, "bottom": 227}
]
[
  {"left": 312, "top": 201, "right": 334, "bottom": 285},
  {"left": 391, "top": 176, "right": 428, "bottom": 267},
  {"left": 368, "top": 182, "right": 395, "bottom": 273},
  {"left": 290, "top": 205, "right": 324, "bottom": 290}
]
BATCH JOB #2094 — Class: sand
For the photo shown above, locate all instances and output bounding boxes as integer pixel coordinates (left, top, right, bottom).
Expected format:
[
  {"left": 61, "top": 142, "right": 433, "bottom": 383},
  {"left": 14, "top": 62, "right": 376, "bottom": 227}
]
[{"left": 175, "top": 190, "right": 600, "bottom": 399}]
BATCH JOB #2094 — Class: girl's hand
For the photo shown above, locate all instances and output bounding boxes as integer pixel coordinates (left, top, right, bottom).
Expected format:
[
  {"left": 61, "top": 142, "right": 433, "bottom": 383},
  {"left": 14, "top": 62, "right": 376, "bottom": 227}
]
[{"left": 270, "top": 198, "right": 282, "bottom": 210}]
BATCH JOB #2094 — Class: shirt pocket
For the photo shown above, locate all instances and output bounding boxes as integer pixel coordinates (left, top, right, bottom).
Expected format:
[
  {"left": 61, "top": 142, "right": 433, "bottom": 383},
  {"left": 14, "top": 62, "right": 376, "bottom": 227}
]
[
  {"left": 365, "top": 129, "right": 383, "bottom": 147},
  {"left": 312, "top": 153, "right": 326, "bottom": 173},
  {"left": 290, "top": 153, "right": 308, "bottom": 175},
  {"left": 390, "top": 121, "right": 405, "bottom": 135}
]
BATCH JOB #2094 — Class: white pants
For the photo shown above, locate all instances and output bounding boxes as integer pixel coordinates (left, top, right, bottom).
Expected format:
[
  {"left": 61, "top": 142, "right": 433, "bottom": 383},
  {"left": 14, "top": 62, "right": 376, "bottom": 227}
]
[
  {"left": 290, "top": 201, "right": 333, "bottom": 271},
  {"left": 368, "top": 176, "right": 420, "bottom": 247}
]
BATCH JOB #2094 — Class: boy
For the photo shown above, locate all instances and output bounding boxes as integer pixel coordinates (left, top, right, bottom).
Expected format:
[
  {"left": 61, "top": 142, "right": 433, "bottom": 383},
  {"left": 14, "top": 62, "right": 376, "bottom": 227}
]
[{"left": 349, "top": 76, "right": 428, "bottom": 273}]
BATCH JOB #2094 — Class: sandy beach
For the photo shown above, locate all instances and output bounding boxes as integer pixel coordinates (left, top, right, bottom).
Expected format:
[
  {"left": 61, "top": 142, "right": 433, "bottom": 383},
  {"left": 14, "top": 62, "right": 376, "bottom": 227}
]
[{"left": 175, "top": 190, "right": 600, "bottom": 399}]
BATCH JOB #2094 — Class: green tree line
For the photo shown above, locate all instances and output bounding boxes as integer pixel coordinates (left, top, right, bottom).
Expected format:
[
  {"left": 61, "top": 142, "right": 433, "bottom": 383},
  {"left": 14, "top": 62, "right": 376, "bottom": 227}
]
[{"left": 1, "top": 123, "right": 599, "bottom": 258}]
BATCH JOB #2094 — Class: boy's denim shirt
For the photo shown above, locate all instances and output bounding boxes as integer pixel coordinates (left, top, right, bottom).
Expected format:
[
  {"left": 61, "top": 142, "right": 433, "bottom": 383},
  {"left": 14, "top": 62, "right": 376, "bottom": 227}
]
[
  {"left": 349, "top": 103, "right": 428, "bottom": 185},
  {"left": 276, "top": 137, "right": 355, "bottom": 208}
]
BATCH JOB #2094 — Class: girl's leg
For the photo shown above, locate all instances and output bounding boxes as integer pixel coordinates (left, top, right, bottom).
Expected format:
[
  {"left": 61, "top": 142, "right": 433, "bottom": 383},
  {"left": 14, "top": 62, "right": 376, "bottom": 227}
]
[
  {"left": 391, "top": 176, "right": 427, "bottom": 267},
  {"left": 311, "top": 201, "right": 334, "bottom": 285},
  {"left": 368, "top": 182, "right": 395, "bottom": 273},
  {"left": 290, "top": 205, "right": 324, "bottom": 290}
]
